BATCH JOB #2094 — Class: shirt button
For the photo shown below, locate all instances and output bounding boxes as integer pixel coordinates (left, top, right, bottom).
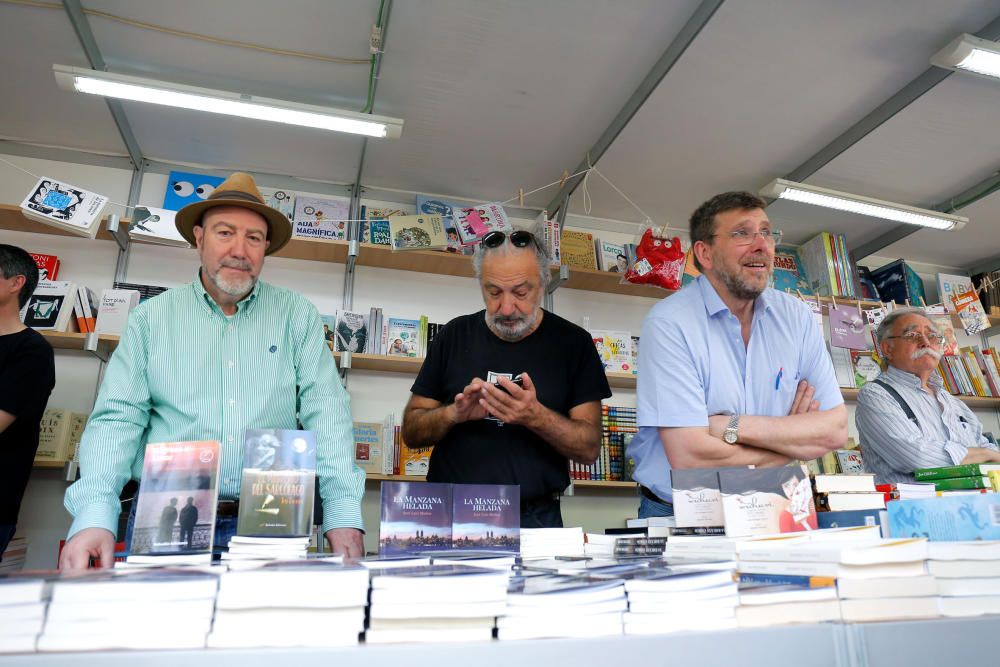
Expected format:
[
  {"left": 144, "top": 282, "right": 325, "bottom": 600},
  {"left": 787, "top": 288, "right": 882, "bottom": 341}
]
[{"left": 227, "top": 436, "right": 234, "bottom": 444}]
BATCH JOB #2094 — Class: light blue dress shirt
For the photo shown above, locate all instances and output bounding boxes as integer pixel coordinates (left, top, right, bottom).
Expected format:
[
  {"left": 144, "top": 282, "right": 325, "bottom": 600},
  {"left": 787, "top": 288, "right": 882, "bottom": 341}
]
[{"left": 629, "top": 275, "right": 843, "bottom": 501}]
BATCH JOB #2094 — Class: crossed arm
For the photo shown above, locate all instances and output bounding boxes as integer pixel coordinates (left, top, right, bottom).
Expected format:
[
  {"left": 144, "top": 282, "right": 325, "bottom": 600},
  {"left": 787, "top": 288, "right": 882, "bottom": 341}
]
[
  {"left": 402, "top": 372, "right": 602, "bottom": 464},
  {"left": 661, "top": 380, "right": 849, "bottom": 469}
]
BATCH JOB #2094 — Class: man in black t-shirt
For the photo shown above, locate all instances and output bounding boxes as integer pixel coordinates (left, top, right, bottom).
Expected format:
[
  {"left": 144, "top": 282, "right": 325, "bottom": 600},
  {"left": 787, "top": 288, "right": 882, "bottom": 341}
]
[
  {"left": 0, "top": 245, "right": 56, "bottom": 555},
  {"left": 402, "top": 230, "right": 611, "bottom": 527}
]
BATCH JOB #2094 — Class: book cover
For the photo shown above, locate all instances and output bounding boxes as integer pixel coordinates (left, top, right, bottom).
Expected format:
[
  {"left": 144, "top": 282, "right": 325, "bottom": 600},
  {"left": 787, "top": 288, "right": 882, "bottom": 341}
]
[
  {"left": 93, "top": 289, "right": 140, "bottom": 334},
  {"left": 933, "top": 475, "right": 993, "bottom": 491},
  {"left": 870, "top": 259, "right": 926, "bottom": 306},
  {"left": 596, "top": 240, "right": 628, "bottom": 273},
  {"left": 798, "top": 233, "right": 838, "bottom": 296},
  {"left": 451, "top": 484, "right": 520, "bottom": 552},
  {"left": 20, "top": 280, "right": 76, "bottom": 331},
  {"left": 30, "top": 253, "right": 59, "bottom": 281},
  {"left": 129, "top": 440, "right": 221, "bottom": 556},
  {"left": 237, "top": 429, "right": 316, "bottom": 537},
  {"left": 590, "top": 330, "right": 633, "bottom": 373},
  {"left": 718, "top": 465, "right": 817, "bottom": 537},
  {"left": 334, "top": 310, "right": 368, "bottom": 353},
  {"left": 386, "top": 318, "right": 420, "bottom": 357},
  {"left": 128, "top": 206, "right": 189, "bottom": 247},
  {"left": 362, "top": 206, "right": 402, "bottom": 245},
  {"left": 815, "top": 509, "right": 882, "bottom": 532},
  {"left": 19, "top": 177, "right": 109, "bottom": 238},
  {"left": 560, "top": 230, "right": 597, "bottom": 270},
  {"left": 162, "top": 171, "right": 224, "bottom": 210},
  {"left": 828, "top": 304, "right": 869, "bottom": 350},
  {"left": 66, "top": 412, "right": 88, "bottom": 462},
  {"left": 320, "top": 314, "right": 337, "bottom": 351},
  {"left": 681, "top": 247, "right": 701, "bottom": 286},
  {"left": 452, "top": 203, "right": 512, "bottom": 245},
  {"left": 927, "top": 314, "right": 959, "bottom": 356},
  {"left": 913, "top": 463, "right": 1000, "bottom": 481},
  {"left": 257, "top": 187, "right": 295, "bottom": 222},
  {"left": 399, "top": 443, "right": 432, "bottom": 477},
  {"left": 292, "top": 195, "right": 350, "bottom": 241},
  {"left": 835, "top": 449, "right": 865, "bottom": 473},
  {"left": 850, "top": 350, "right": 880, "bottom": 388},
  {"left": 887, "top": 493, "right": 1000, "bottom": 540},
  {"left": 379, "top": 481, "right": 453, "bottom": 555},
  {"left": 34, "top": 408, "right": 71, "bottom": 461},
  {"left": 415, "top": 195, "right": 474, "bottom": 253},
  {"left": 772, "top": 245, "right": 812, "bottom": 295},
  {"left": 937, "top": 273, "right": 975, "bottom": 312},
  {"left": 951, "top": 287, "right": 991, "bottom": 335},
  {"left": 670, "top": 468, "right": 725, "bottom": 528},
  {"left": 388, "top": 214, "right": 448, "bottom": 251},
  {"left": 353, "top": 421, "right": 385, "bottom": 474}
]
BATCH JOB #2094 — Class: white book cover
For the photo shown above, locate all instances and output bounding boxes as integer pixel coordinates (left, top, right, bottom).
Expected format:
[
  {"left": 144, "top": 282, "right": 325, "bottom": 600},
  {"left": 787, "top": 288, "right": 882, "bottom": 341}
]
[
  {"left": 590, "top": 329, "right": 633, "bottom": 373},
  {"left": 94, "top": 289, "right": 141, "bottom": 334},
  {"left": 19, "top": 176, "right": 108, "bottom": 238},
  {"left": 937, "top": 273, "right": 974, "bottom": 312},
  {"left": 128, "top": 207, "right": 189, "bottom": 247},
  {"left": 595, "top": 239, "right": 627, "bottom": 273},
  {"left": 292, "top": 195, "right": 350, "bottom": 241},
  {"left": 20, "top": 280, "right": 77, "bottom": 331}
]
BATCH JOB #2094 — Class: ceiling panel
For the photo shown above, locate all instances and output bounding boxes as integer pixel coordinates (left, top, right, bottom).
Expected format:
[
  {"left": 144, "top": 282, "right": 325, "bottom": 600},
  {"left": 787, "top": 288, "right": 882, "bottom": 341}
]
[
  {"left": 578, "top": 0, "right": 1000, "bottom": 230},
  {"left": 0, "top": 4, "right": 124, "bottom": 153},
  {"left": 362, "top": 0, "right": 701, "bottom": 205}
]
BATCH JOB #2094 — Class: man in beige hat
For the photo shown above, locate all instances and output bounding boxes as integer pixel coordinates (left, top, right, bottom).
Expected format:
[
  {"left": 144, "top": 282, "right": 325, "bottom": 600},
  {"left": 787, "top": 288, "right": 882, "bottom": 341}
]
[{"left": 60, "top": 173, "right": 365, "bottom": 568}]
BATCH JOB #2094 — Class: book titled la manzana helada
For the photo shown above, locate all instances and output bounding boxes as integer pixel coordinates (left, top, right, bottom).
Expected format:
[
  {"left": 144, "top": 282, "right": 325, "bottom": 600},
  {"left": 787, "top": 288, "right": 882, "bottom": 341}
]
[
  {"left": 237, "top": 429, "right": 316, "bottom": 537},
  {"left": 379, "top": 481, "right": 453, "bottom": 555},
  {"left": 451, "top": 484, "right": 519, "bottom": 553},
  {"left": 128, "top": 441, "right": 221, "bottom": 557}
]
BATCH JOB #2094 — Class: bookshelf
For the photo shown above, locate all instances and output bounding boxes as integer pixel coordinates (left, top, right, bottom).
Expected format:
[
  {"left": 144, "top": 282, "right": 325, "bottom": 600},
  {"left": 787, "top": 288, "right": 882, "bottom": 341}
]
[{"left": 32, "top": 460, "right": 67, "bottom": 469}]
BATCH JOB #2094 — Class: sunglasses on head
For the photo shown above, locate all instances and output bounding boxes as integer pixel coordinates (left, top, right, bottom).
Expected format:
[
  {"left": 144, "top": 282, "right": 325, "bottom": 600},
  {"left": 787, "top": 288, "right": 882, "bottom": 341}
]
[{"left": 480, "top": 230, "right": 536, "bottom": 249}]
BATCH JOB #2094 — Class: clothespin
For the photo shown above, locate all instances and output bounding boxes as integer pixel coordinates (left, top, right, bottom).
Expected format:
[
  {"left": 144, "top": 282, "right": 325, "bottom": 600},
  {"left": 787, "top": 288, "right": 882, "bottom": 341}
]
[
  {"left": 559, "top": 170, "right": 569, "bottom": 189},
  {"left": 918, "top": 296, "right": 927, "bottom": 309},
  {"left": 831, "top": 294, "right": 837, "bottom": 310},
  {"left": 796, "top": 289, "right": 805, "bottom": 302},
  {"left": 518, "top": 188, "right": 524, "bottom": 208},
  {"left": 856, "top": 298, "right": 862, "bottom": 317},
  {"left": 905, "top": 299, "right": 911, "bottom": 307}
]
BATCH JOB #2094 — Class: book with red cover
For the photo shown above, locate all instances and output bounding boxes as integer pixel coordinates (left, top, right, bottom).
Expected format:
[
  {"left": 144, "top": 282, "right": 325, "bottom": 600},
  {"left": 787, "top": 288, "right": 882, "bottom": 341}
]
[{"left": 30, "top": 253, "right": 59, "bottom": 281}]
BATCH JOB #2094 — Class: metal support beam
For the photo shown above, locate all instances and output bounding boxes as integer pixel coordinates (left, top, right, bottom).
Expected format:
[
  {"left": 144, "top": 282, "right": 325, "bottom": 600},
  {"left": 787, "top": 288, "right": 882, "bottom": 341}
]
[
  {"left": 62, "top": 0, "right": 144, "bottom": 169},
  {"left": 545, "top": 0, "right": 724, "bottom": 215}
]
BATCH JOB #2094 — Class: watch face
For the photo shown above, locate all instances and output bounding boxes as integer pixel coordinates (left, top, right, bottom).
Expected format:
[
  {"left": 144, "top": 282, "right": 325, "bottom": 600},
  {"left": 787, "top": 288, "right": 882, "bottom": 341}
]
[{"left": 723, "top": 430, "right": 737, "bottom": 444}]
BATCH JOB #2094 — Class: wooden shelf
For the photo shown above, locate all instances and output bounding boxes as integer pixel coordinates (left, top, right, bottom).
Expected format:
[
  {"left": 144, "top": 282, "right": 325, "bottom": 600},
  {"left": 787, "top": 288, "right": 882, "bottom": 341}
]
[
  {"left": 0, "top": 204, "right": 116, "bottom": 242},
  {"left": 606, "top": 371, "right": 637, "bottom": 389},
  {"left": 560, "top": 266, "right": 669, "bottom": 299},
  {"left": 841, "top": 387, "right": 1000, "bottom": 409},
  {"left": 366, "top": 474, "right": 426, "bottom": 482},
  {"left": 571, "top": 479, "right": 636, "bottom": 489},
  {"left": 333, "top": 351, "right": 425, "bottom": 374},
  {"left": 33, "top": 460, "right": 67, "bottom": 469}
]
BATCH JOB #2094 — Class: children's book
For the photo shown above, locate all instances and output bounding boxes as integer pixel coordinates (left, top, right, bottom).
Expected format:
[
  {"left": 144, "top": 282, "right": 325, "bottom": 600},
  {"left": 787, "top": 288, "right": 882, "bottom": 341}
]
[
  {"left": 590, "top": 330, "right": 633, "bottom": 373},
  {"left": 951, "top": 287, "right": 991, "bottom": 335},
  {"left": 292, "top": 195, "right": 350, "bottom": 241},
  {"left": 20, "top": 177, "right": 108, "bottom": 239},
  {"left": 162, "top": 171, "right": 224, "bottom": 210},
  {"left": 386, "top": 318, "right": 421, "bottom": 357},
  {"left": 388, "top": 214, "right": 448, "bottom": 251},
  {"left": 828, "top": 304, "right": 870, "bottom": 350},
  {"left": 361, "top": 206, "right": 404, "bottom": 245},
  {"left": 237, "top": 429, "right": 316, "bottom": 537},
  {"left": 452, "top": 203, "right": 512, "bottom": 245},
  {"left": 850, "top": 350, "right": 880, "bottom": 388},
  {"left": 772, "top": 245, "right": 812, "bottom": 295}
]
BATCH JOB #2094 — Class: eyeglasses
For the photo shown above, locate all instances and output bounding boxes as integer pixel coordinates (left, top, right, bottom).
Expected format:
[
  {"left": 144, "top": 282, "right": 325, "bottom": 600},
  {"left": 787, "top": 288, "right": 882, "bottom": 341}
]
[
  {"left": 481, "top": 230, "right": 536, "bottom": 249},
  {"left": 712, "top": 229, "right": 783, "bottom": 246},
  {"left": 886, "top": 331, "right": 945, "bottom": 345}
]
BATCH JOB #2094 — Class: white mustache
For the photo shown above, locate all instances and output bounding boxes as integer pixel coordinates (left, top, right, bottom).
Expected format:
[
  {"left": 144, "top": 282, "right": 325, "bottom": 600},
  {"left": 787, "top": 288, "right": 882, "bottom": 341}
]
[{"left": 911, "top": 347, "right": 942, "bottom": 361}]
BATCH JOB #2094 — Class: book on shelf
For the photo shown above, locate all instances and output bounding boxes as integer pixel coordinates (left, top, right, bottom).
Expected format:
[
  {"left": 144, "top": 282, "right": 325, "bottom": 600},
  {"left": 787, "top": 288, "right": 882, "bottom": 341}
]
[
  {"left": 292, "top": 195, "right": 350, "bottom": 241},
  {"left": 126, "top": 440, "right": 221, "bottom": 561},
  {"left": 360, "top": 205, "right": 403, "bottom": 246},
  {"left": 387, "top": 214, "right": 448, "bottom": 251},
  {"left": 112, "top": 281, "right": 167, "bottom": 303},
  {"left": 870, "top": 258, "right": 926, "bottom": 306},
  {"left": 333, "top": 310, "right": 368, "bottom": 353},
  {"left": 257, "top": 187, "right": 295, "bottom": 222},
  {"left": 352, "top": 421, "right": 386, "bottom": 474},
  {"left": 451, "top": 202, "right": 512, "bottom": 246},
  {"left": 93, "top": 288, "right": 140, "bottom": 335},
  {"left": 590, "top": 329, "right": 633, "bottom": 373},
  {"left": 415, "top": 194, "right": 473, "bottom": 253},
  {"left": 560, "top": 230, "right": 598, "bottom": 270},
  {"left": 799, "top": 232, "right": 854, "bottom": 298},
  {"left": 952, "top": 287, "right": 991, "bottom": 335},
  {"left": 19, "top": 176, "right": 109, "bottom": 238},
  {"left": 828, "top": 303, "right": 869, "bottom": 350},
  {"left": 30, "top": 252, "right": 59, "bottom": 281},
  {"left": 19, "top": 280, "right": 77, "bottom": 331},
  {"left": 850, "top": 350, "right": 880, "bottom": 388},
  {"left": 594, "top": 239, "right": 628, "bottom": 273},
  {"left": 913, "top": 462, "right": 1000, "bottom": 481},
  {"left": 162, "top": 170, "right": 224, "bottom": 210},
  {"left": 386, "top": 317, "right": 421, "bottom": 357},
  {"left": 718, "top": 465, "right": 817, "bottom": 537},
  {"left": 399, "top": 440, "right": 432, "bottom": 477},
  {"left": 320, "top": 314, "right": 337, "bottom": 351},
  {"left": 128, "top": 206, "right": 189, "bottom": 247},
  {"left": 937, "top": 273, "right": 975, "bottom": 313},
  {"left": 771, "top": 245, "right": 812, "bottom": 295},
  {"left": 237, "top": 429, "right": 316, "bottom": 537},
  {"left": 74, "top": 285, "right": 98, "bottom": 333},
  {"left": 35, "top": 408, "right": 73, "bottom": 461},
  {"left": 65, "top": 411, "right": 88, "bottom": 462}
]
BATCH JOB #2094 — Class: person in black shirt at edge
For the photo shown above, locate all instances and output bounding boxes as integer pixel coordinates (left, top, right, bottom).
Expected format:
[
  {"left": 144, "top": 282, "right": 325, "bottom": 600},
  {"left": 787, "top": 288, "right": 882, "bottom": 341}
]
[
  {"left": 0, "top": 245, "right": 56, "bottom": 556},
  {"left": 402, "top": 228, "right": 612, "bottom": 528}
]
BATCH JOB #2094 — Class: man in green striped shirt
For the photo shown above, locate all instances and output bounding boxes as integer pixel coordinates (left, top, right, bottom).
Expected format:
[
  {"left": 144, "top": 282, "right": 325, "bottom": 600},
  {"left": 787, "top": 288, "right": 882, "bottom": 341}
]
[{"left": 60, "top": 173, "right": 364, "bottom": 569}]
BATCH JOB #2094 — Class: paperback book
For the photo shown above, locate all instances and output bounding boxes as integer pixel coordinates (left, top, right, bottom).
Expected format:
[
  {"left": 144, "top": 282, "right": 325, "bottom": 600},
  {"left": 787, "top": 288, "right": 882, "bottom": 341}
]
[
  {"left": 595, "top": 240, "right": 628, "bottom": 273},
  {"left": 361, "top": 205, "right": 404, "bottom": 245},
  {"left": 386, "top": 317, "right": 420, "bottom": 357},
  {"left": 415, "top": 195, "right": 473, "bottom": 253},
  {"left": 237, "top": 429, "right": 316, "bottom": 537},
  {"left": 671, "top": 468, "right": 726, "bottom": 528},
  {"left": 452, "top": 202, "right": 512, "bottom": 245},
  {"left": 30, "top": 253, "right": 59, "bottom": 281},
  {"left": 19, "top": 176, "right": 109, "bottom": 238},
  {"left": 379, "top": 481, "right": 453, "bottom": 555},
  {"left": 451, "top": 484, "right": 519, "bottom": 552},
  {"left": 388, "top": 214, "right": 448, "bottom": 251},
  {"left": 352, "top": 421, "right": 385, "bottom": 474},
  {"left": 590, "top": 330, "right": 633, "bottom": 373},
  {"left": 93, "top": 288, "right": 141, "bottom": 334},
  {"left": 828, "top": 303, "right": 869, "bottom": 350},
  {"left": 128, "top": 206, "right": 189, "bottom": 247},
  {"left": 718, "top": 465, "right": 817, "bottom": 537},
  {"left": 771, "top": 245, "right": 812, "bottom": 295},
  {"left": 292, "top": 195, "right": 350, "bottom": 241},
  {"left": 162, "top": 171, "right": 224, "bottom": 210},
  {"left": 128, "top": 440, "right": 221, "bottom": 557},
  {"left": 19, "top": 280, "right": 77, "bottom": 331},
  {"left": 333, "top": 310, "right": 368, "bottom": 353}
]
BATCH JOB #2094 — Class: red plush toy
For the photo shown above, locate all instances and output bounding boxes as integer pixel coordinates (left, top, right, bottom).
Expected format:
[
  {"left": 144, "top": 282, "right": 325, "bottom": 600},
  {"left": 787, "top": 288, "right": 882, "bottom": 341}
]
[{"left": 623, "top": 228, "right": 686, "bottom": 290}]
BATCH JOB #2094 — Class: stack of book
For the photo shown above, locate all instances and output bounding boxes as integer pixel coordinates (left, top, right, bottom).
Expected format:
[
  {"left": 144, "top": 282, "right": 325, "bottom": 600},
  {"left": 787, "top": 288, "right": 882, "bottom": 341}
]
[
  {"left": 519, "top": 527, "right": 585, "bottom": 559},
  {"left": 209, "top": 562, "right": 368, "bottom": 648},
  {"left": 798, "top": 231, "right": 856, "bottom": 298},
  {"left": 0, "top": 537, "right": 27, "bottom": 573},
  {"left": 835, "top": 571, "right": 937, "bottom": 621},
  {"left": 814, "top": 473, "right": 886, "bottom": 512},
  {"left": 583, "top": 531, "right": 644, "bottom": 558},
  {"left": 736, "top": 577, "right": 839, "bottom": 628},
  {"left": 927, "top": 541, "right": 1000, "bottom": 618},
  {"left": 498, "top": 573, "right": 627, "bottom": 640},
  {"left": 0, "top": 575, "right": 47, "bottom": 654},
  {"left": 913, "top": 462, "right": 1000, "bottom": 493},
  {"left": 621, "top": 566, "right": 738, "bottom": 635},
  {"left": 571, "top": 403, "right": 635, "bottom": 482},
  {"left": 366, "top": 565, "right": 507, "bottom": 644},
  {"left": 936, "top": 345, "right": 1000, "bottom": 398},
  {"left": 221, "top": 536, "right": 309, "bottom": 563},
  {"left": 39, "top": 569, "right": 219, "bottom": 651}
]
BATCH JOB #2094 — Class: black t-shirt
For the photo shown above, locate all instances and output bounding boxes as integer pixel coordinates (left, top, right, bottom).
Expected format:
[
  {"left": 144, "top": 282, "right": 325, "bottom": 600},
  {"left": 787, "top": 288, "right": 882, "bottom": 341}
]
[
  {"left": 0, "top": 328, "right": 55, "bottom": 524},
  {"left": 411, "top": 309, "right": 611, "bottom": 500}
]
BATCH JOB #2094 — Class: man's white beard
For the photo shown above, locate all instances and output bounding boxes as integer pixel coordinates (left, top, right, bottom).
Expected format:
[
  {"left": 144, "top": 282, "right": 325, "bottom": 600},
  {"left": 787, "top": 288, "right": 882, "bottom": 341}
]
[
  {"left": 208, "top": 260, "right": 255, "bottom": 297},
  {"left": 486, "top": 307, "right": 539, "bottom": 342}
]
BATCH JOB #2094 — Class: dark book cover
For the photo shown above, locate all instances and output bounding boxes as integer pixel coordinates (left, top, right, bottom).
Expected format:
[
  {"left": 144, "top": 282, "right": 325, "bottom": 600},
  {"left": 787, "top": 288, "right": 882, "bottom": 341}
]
[
  {"left": 451, "top": 484, "right": 519, "bottom": 553},
  {"left": 237, "top": 429, "right": 316, "bottom": 537},
  {"left": 379, "top": 481, "right": 453, "bottom": 555},
  {"left": 129, "top": 441, "right": 221, "bottom": 556}
]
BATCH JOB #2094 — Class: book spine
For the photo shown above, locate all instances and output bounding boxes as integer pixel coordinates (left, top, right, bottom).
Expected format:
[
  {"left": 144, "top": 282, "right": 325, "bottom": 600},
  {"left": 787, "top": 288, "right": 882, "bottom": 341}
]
[
  {"left": 736, "top": 572, "right": 836, "bottom": 588},
  {"left": 668, "top": 526, "right": 726, "bottom": 536},
  {"left": 934, "top": 476, "right": 992, "bottom": 491},
  {"left": 914, "top": 463, "right": 980, "bottom": 481}
]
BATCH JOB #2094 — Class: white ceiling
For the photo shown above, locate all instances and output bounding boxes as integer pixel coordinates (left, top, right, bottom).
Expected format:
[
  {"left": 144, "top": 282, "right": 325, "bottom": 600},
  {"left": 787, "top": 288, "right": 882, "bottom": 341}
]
[{"left": 1, "top": 0, "right": 999, "bottom": 270}]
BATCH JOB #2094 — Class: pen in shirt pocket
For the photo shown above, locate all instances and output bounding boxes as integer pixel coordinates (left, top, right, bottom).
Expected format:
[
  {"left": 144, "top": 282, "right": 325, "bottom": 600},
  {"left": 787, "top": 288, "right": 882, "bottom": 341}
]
[{"left": 775, "top": 367, "right": 783, "bottom": 391}]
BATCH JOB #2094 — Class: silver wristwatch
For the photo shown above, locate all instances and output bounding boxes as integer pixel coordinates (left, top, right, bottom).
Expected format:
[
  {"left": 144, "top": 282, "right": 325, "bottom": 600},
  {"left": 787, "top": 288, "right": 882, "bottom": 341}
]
[{"left": 723, "top": 414, "right": 740, "bottom": 445}]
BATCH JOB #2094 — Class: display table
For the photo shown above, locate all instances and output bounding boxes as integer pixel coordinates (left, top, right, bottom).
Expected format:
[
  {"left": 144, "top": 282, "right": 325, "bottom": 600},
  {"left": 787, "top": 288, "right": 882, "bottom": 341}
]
[{"left": 3, "top": 617, "right": 996, "bottom": 667}]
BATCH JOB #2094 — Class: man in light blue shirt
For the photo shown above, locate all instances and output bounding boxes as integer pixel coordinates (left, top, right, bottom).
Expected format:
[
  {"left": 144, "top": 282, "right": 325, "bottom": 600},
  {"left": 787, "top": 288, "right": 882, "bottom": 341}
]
[
  {"left": 856, "top": 308, "right": 1000, "bottom": 484},
  {"left": 60, "top": 173, "right": 365, "bottom": 568},
  {"left": 629, "top": 191, "right": 848, "bottom": 518}
]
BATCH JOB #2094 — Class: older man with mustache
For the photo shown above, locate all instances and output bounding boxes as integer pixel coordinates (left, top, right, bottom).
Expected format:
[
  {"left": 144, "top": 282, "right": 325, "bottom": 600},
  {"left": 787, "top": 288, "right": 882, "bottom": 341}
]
[
  {"left": 401, "top": 229, "right": 612, "bottom": 528},
  {"left": 856, "top": 308, "right": 1000, "bottom": 484}
]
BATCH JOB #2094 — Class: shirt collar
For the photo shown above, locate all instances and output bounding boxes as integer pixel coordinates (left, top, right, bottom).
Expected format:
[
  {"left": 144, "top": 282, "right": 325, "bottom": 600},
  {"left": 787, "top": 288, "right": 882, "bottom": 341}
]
[
  {"left": 696, "top": 274, "right": 773, "bottom": 318},
  {"left": 192, "top": 270, "right": 261, "bottom": 316},
  {"left": 883, "top": 364, "right": 941, "bottom": 389}
]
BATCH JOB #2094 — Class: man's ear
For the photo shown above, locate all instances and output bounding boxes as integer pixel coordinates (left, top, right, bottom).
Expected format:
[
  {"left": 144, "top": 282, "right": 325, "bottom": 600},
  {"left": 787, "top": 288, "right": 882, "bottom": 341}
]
[
  {"left": 693, "top": 240, "right": 713, "bottom": 271},
  {"left": 192, "top": 224, "right": 204, "bottom": 249}
]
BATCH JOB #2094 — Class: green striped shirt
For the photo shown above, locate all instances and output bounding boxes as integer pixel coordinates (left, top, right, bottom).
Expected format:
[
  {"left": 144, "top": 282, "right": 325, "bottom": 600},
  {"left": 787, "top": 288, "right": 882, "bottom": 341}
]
[{"left": 64, "top": 275, "right": 364, "bottom": 538}]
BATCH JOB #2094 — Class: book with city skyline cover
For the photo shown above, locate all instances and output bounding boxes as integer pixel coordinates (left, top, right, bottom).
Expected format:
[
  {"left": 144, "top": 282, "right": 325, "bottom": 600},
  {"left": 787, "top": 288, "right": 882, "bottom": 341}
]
[
  {"left": 379, "top": 481, "right": 453, "bottom": 555},
  {"left": 237, "top": 429, "right": 316, "bottom": 538},
  {"left": 127, "top": 441, "right": 221, "bottom": 559},
  {"left": 451, "top": 484, "right": 519, "bottom": 552}
]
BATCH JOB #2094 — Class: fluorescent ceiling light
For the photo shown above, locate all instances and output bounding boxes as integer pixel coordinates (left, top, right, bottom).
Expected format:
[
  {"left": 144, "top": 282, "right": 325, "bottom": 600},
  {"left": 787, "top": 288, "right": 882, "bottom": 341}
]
[
  {"left": 53, "top": 64, "right": 402, "bottom": 139},
  {"left": 931, "top": 33, "right": 1000, "bottom": 80},
  {"left": 760, "top": 179, "right": 967, "bottom": 231}
]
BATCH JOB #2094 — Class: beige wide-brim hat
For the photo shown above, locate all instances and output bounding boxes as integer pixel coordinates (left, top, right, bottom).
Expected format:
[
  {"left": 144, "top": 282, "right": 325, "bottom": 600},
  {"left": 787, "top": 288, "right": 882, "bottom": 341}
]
[{"left": 174, "top": 172, "right": 292, "bottom": 255}]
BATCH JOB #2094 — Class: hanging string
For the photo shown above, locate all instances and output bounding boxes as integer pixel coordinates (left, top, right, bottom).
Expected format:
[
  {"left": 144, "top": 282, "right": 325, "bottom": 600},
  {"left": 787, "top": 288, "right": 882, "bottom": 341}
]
[
  {"left": 498, "top": 167, "right": 591, "bottom": 207},
  {"left": 0, "top": 155, "right": 135, "bottom": 213}
]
